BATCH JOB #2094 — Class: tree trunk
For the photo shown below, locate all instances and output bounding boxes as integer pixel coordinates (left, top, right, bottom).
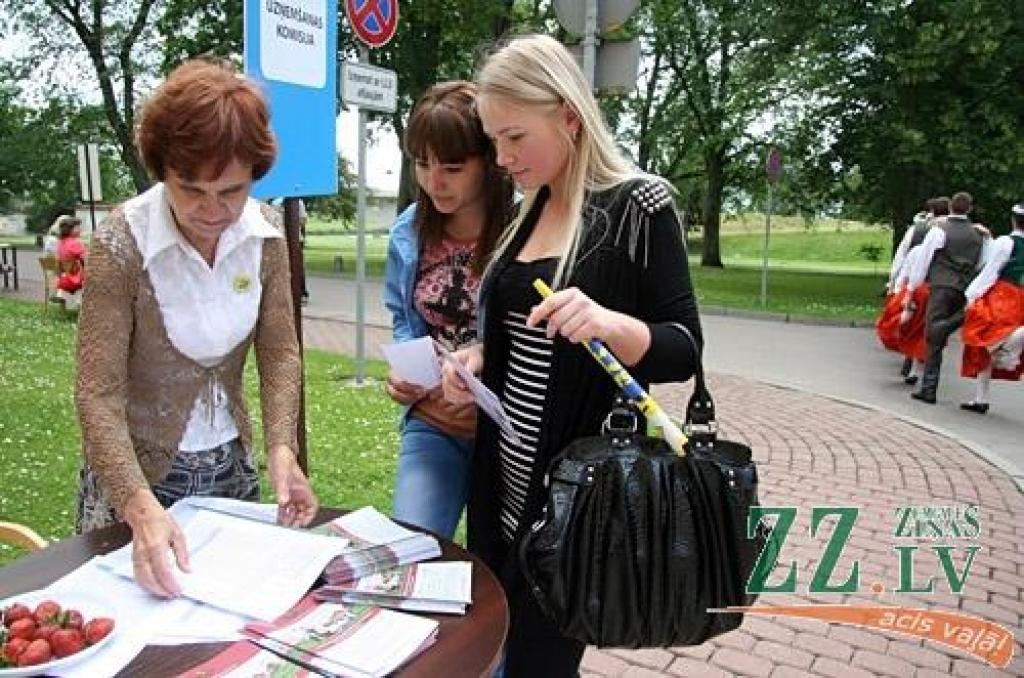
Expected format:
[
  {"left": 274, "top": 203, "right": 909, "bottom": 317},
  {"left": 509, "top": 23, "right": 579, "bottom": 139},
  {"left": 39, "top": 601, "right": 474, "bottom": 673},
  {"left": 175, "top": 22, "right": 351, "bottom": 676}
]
[{"left": 701, "top": 150, "right": 725, "bottom": 268}]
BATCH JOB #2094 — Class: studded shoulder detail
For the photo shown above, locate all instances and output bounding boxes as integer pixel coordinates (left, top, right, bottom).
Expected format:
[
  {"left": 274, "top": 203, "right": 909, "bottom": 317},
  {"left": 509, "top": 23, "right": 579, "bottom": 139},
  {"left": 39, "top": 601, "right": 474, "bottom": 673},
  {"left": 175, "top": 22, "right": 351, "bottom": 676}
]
[{"left": 629, "top": 179, "right": 672, "bottom": 215}]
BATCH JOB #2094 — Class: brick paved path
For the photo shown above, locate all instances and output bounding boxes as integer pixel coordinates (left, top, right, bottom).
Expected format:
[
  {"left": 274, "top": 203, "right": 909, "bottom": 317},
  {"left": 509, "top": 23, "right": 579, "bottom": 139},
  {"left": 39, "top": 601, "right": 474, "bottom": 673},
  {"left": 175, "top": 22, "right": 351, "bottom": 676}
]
[{"left": 4, "top": 285, "right": 1020, "bottom": 676}]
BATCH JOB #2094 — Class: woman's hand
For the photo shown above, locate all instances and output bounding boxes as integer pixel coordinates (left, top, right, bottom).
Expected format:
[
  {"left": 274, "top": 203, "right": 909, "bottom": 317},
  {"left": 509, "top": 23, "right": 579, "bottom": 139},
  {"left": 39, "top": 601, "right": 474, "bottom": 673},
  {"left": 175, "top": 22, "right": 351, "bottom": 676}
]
[
  {"left": 527, "top": 287, "right": 616, "bottom": 344},
  {"left": 528, "top": 287, "right": 651, "bottom": 365},
  {"left": 124, "top": 489, "right": 189, "bottom": 598},
  {"left": 441, "top": 344, "right": 484, "bottom": 406},
  {"left": 267, "top": 444, "right": 319, "bottom": 527},
  {"left": 385, "top": 371, "right": 426, "bottom": 405}
]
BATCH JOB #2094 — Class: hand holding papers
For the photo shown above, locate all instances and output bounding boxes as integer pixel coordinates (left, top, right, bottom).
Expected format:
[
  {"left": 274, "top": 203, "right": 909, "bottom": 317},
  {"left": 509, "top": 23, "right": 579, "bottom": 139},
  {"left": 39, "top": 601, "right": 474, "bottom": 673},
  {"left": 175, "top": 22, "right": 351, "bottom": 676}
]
[
  {"left": 380, "top": 337, "right": 442, "bottom": 389},
  {"left": 433, "top": 340, "right": 522, "bottom": 445}
]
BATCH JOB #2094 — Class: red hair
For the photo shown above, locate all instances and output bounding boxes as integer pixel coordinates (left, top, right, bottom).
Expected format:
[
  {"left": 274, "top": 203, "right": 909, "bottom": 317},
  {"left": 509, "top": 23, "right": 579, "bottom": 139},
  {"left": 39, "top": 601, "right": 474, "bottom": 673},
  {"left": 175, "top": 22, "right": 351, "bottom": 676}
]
[{"left": 136, "top": 59, "right": 276, "bottom": 181}]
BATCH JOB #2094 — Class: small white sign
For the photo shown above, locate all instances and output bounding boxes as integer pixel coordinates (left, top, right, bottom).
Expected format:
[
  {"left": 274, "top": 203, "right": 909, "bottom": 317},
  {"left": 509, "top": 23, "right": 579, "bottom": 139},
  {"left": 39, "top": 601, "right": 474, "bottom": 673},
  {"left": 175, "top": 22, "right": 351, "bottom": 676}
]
[
  {"left": 77, "top": 143, "right": 102, "bottom": 202},
  {"left": 341, "top": 61, "right": 398, "bottom": 113},
  {"left": 260, "top": 0, "right": 327, "bottom": 88}
]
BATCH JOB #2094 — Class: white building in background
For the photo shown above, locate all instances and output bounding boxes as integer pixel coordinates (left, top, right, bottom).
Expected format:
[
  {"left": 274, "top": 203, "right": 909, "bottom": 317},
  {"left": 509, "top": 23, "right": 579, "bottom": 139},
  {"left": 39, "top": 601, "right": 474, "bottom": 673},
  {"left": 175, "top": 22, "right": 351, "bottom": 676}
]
[
  {"left": 0, "top": 213, "right": 28, "bottom": 235},
  {"left": 365, "top": 185, "right": 398, "bottom": 232}
]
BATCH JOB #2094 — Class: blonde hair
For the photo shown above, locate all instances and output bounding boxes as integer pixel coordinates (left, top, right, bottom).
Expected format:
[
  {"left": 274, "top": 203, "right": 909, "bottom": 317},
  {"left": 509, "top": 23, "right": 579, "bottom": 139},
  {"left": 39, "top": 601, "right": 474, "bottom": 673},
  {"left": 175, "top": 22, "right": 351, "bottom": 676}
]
[{"left": 477, "top": 34, "right": 642, "bottom": 286}]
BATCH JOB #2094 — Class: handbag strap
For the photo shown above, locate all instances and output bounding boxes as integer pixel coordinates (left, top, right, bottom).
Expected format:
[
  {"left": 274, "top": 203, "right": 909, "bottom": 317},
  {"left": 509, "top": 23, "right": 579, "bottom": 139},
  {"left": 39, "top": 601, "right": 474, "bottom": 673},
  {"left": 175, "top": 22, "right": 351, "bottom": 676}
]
[{"left": 667, "top": 323, "right": 718, "bottom": 450}]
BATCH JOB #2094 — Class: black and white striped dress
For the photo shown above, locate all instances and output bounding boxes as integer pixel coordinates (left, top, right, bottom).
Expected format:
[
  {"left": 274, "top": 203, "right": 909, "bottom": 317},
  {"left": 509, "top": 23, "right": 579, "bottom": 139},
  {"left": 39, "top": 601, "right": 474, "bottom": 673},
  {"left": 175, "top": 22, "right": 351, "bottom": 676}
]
[{"left": 494, "top": 258, "right": 557, "bottom": 543}]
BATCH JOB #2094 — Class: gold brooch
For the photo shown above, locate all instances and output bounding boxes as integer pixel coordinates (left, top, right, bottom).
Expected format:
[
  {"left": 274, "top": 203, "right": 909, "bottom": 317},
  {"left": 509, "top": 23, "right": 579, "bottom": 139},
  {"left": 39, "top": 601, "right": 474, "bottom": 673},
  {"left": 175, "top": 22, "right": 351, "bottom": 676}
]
[{"left": 232, "top": 274, "right": 253, "bottom": 293}]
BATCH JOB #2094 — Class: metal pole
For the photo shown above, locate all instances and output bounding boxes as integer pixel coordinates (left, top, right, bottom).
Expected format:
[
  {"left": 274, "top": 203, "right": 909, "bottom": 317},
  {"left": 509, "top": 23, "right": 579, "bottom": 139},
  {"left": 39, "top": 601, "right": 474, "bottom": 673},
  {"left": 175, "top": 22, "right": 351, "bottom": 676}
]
[
  {"left": 582, "top": 0, "right": 598, "bottom": 89},
  {"left": 761, "top": 182, "right": 772, "bottom": 308},
  {"left": 283, "top": 197, "right": 309, "bottom": 473},
  {"left": 355, "top": 45, "right": 369, "bottom": 385},
  {"left": 84, "top": 143, "right": 98, "bottom": 234}
]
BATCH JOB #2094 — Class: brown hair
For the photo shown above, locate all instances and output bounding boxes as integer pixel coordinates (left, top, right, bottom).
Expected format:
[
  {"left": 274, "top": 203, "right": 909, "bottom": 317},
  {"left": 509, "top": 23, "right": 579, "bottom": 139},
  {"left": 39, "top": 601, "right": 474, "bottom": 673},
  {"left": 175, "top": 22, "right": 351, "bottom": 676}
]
[
  {"left": 950, "top": 192, "right": 973, "bottom": 215},
  {"left": 58, "top": 216, "right": 82, "bottom": 239},
  {"left": 930, "top": 196, "right": 950, "bottom": 216},
  {"left": 136, "top": 59, "right": 276, "bottom": 182},
  {"left": 404, "top": 81, "right": 511, "bottom": 274}
]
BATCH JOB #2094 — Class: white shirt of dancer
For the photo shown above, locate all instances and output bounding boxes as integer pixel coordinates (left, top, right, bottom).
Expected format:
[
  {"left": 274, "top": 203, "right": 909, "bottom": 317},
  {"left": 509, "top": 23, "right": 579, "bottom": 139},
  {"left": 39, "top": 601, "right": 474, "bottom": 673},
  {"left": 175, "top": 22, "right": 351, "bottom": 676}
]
[
  {"left": 906, "top": 218, "right": 986, "bottom": 292},
  {"left": 965, "top": 232, "right": 1024, "bottom": 304},
  {"left": 888, "top": 213, "right": 929, "bottom": 289},
  {"left": 125, "top": 183, "right": 283, "bottom": 451}
]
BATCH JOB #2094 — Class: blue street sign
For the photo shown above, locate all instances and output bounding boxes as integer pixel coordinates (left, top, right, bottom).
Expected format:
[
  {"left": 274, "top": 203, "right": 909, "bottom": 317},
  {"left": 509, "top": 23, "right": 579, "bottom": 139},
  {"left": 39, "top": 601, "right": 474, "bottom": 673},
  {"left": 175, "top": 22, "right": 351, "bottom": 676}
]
[{"left": 244, "top": 0, "right": 338, "bottom": 198}]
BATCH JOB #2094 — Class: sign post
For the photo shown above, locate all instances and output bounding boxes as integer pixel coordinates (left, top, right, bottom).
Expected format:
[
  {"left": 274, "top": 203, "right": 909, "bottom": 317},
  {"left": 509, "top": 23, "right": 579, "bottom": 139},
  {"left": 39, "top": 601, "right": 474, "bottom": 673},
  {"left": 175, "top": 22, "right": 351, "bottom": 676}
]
[
  {"left": 342, "top": 0, "right": 399, "bottom": 385},
  {"left": 76, "top": 143, "right": 102, "bottom": 234},
  {"left": 554, "top": 0, "right": 640, "bottom": 91},
  {"left": 245, "top": 0, "right": 339, "bottom": 469},
  {"left": 763, "top": 147, "right": 782, "bottom": 309}
]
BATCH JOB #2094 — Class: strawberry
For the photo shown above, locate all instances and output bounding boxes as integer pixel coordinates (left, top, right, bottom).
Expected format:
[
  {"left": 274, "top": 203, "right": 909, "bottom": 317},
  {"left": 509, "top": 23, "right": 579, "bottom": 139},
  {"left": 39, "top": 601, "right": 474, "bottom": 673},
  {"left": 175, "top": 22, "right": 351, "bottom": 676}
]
[
  {"left": 3, "top": 637, "right": 29, "bottom": 662},
  {"left": 8, "top": 618, "right": 36, "bottom": 641},
  {"left": 3, "top": 603, "right": 32, "bottom": 627},
  {"left": 50, "top": 628, "right": 85, "bottom": 658},
  {"left": 32, "top": 600, "right": 61, "bottom": 624},
  {"left": 33, "top": 623, "right": 60, "bottom": 642},
  {"left": 83, "top": 617, "right": 114, "bottom": 645},
  {"left": 63, "top": 609, "right": 84, "bottom": 629},
  {"left": 16, "top": 638, "right": 51, "bottom": 667}
]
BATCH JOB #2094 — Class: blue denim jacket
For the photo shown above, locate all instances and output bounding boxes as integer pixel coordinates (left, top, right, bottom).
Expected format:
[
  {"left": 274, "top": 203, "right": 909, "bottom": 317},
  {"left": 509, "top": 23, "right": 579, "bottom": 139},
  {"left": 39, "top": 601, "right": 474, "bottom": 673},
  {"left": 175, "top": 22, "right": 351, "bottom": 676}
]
[{"left": 383, "top": 204, "right": 430, "bottom": 343}]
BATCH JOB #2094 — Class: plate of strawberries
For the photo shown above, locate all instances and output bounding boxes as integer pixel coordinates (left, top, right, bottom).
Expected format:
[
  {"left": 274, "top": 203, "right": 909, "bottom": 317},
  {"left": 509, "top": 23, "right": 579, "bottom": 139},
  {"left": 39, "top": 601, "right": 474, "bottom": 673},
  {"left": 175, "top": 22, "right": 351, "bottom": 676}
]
[{"left": 0, "top": 591, "right": 116, "bottom": 676}]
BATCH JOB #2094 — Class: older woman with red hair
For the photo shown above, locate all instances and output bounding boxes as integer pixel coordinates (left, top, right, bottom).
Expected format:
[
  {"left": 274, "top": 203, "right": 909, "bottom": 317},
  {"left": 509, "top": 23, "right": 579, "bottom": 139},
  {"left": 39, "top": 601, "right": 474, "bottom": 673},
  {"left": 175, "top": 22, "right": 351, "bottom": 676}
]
[{"left": 75, "top": 59, "right": 318, "bottom": 598}]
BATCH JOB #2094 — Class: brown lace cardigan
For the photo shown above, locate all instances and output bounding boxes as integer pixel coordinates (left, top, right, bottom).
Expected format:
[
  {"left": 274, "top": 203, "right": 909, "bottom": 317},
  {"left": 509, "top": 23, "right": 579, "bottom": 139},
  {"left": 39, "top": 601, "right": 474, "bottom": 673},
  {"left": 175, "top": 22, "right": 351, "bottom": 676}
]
[{"left": 74, "top": 204, "right": 301, "bottom": 518}]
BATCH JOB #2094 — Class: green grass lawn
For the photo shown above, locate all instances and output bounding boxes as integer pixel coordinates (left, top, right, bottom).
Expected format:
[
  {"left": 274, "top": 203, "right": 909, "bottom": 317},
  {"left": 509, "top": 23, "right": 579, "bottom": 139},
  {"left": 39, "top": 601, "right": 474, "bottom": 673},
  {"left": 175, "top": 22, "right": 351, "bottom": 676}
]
[
  {"left": 691, "top": 265, "right": 886, "bottom": 322},
  {"left": 303, "top": 228, "right": 893, "bottom": 279},
  {"left": 0, "top": 297, "right": 404, "bottom": 566}
]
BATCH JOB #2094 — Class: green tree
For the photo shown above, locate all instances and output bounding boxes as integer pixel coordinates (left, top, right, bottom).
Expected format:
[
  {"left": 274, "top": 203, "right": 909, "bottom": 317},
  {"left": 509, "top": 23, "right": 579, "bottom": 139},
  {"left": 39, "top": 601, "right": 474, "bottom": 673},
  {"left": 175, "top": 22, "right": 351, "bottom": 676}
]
[
  {"left": 622, "top": 0, "right": 813, "bottom": 267},
  {"left": 800, "top": 0, "right": 1024, "bottom": 247},
  {"left": 2, "top": 0, "right": 163, "bottom": 191},
  {"left": 307, "top": 157, "right": 358, "bottom": 224},
  {"left": 0, "top": 61, "right": 132, "bottom": 227}
]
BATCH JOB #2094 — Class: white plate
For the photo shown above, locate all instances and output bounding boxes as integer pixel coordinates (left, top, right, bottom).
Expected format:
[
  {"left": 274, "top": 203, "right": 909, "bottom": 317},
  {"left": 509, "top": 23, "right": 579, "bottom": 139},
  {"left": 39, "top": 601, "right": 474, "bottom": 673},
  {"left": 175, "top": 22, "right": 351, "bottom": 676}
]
[{"left": 0, "top": 590, "right": 117, "bottom": 677}]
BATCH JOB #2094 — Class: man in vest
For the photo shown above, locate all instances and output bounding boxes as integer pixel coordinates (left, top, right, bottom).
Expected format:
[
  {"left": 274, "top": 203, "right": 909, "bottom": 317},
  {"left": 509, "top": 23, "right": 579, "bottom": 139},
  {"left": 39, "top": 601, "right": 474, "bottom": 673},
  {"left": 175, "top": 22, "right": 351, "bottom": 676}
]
[
  {"left": 958, "top": 203, "right": 1024, "bottom": 413},
  {"left": 903, "top": 191, "right": 985, "bottom": 403}
]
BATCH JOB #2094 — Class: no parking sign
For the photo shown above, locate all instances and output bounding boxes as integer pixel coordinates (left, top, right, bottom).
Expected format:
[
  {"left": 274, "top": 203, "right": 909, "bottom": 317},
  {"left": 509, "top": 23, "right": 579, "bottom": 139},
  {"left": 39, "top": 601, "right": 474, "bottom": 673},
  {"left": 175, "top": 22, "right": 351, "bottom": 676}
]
[{"left": 345, "top": 0, "right": 399, "bottom": 48}]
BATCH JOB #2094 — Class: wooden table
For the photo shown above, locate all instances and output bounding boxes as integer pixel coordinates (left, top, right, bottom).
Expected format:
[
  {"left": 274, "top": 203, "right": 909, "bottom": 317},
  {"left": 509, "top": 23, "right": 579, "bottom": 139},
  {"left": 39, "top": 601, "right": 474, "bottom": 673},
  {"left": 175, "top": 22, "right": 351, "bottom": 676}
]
[{"left": 0, "top": 510, "right": 508, "bottom": 677}]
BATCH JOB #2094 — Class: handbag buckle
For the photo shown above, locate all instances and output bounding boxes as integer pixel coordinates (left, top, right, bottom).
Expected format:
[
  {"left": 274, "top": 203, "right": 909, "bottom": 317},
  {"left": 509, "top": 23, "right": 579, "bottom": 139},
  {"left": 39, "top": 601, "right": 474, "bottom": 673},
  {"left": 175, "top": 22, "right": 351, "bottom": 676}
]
[
  {"left": 684, "top": 420, "right": 718, "bottom": 436},
  {"left": 602, "top": 407, "right": 638, "bottom": 436}
]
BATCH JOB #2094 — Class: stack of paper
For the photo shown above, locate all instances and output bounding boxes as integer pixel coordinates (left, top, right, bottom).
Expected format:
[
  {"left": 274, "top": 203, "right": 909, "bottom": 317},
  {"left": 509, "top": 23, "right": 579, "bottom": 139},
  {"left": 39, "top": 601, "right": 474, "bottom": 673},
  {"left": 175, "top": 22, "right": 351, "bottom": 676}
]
[
  {"left": 180, "top": 597, "right": 439, "bottom": 678},
  {"left": 315, "top": 561, "right": 473, "bottom": 615},
  {"left": 102, "top": 502, "right": 350, "bottom": 621},
  {"left": 319, "top": 507, "right": 442, "bottom": 585}
]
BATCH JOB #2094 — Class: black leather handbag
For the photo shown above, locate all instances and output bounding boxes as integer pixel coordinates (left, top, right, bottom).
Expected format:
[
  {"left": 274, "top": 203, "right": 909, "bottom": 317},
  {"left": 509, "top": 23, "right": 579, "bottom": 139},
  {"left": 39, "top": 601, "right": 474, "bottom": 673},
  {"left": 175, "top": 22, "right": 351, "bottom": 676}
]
[{"left": 518, "top": 324, "right": 771, "bottom": 648}]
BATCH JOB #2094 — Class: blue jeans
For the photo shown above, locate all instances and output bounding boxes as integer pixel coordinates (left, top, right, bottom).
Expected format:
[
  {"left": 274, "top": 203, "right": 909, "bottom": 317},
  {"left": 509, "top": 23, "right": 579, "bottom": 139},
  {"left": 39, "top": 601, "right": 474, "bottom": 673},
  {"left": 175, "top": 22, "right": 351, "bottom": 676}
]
[{"left": 392, "top": 415, "right": 473, "bottom": 539}]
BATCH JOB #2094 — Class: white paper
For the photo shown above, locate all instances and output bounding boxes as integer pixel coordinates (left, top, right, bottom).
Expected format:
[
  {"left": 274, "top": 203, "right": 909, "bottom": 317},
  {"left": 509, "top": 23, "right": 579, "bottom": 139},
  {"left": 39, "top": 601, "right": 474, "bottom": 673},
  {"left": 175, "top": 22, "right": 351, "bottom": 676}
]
[
  {"left": 258, "top": 603, "right": 438, "bottom": 678},
  {"left": 380, "top": 337, "right": 442, "bottom": 389},
  {"left": 434, "top": 342, "right": 522, "bottom": 445},
  {"left": 321, "top": 561, "right": 472, "bottom": 615},
  {"left": 105, "top": 508, "right": 349, "bottom": 621},
  {"left": 172, "top": 495, "right": 280, "bottom": 524}
]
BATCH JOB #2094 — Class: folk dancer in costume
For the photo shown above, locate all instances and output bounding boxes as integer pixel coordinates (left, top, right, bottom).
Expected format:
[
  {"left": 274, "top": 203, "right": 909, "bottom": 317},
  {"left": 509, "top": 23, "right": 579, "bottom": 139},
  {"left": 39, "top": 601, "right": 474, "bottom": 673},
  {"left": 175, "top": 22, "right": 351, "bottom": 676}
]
[
  {"left": 958, "top": 203, "right": 1024, "bottom": 413},
  {"left": 904, "top": 191, "right": 985, "bottom": 404},
  {"left": 879, "top": 200, "right": 943, "bottom": 381}
]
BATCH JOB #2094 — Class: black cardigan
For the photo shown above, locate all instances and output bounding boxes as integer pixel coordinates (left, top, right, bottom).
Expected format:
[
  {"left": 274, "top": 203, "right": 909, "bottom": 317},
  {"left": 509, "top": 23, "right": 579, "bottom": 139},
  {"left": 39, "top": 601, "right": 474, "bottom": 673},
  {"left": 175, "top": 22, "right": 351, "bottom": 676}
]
[{"left": 468, "top": 178, "right": 704, "bottom": 579}]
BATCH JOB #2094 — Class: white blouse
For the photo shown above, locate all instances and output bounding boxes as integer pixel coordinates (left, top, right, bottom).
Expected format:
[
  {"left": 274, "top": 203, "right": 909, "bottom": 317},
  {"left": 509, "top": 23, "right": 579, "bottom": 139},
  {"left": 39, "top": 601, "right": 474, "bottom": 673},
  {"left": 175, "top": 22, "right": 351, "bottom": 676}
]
[{"left": 124, "top": 183, "right": 282, "bottom": 451}]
